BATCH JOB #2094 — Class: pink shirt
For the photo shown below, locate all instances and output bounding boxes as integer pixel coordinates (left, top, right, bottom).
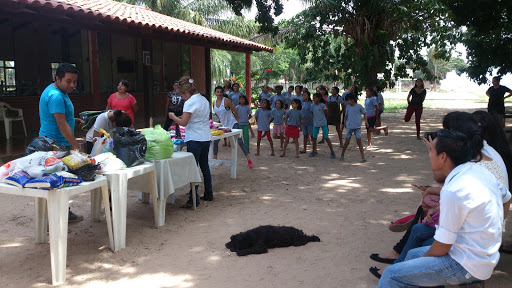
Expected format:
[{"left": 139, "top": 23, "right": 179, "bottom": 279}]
[{"left": 107, "top": 93, "right": 137, "bottom": 122}]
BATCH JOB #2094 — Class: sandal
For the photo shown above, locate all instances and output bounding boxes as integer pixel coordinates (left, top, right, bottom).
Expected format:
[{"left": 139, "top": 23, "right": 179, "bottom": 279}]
[
  {"left": 369, "top": 267, "right": 382, "bottom": 279},
  {"left": 299, "top": 150, "right": 306, "bottom": 154},
  {"left": 370, "top": 253, "right": 396, "bottom": 264}
]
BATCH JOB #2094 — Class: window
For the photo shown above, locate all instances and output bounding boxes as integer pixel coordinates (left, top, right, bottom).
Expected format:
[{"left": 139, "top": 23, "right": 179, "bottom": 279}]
[{"left": 0, "top": 60, "right": 16, "bottom": 96}]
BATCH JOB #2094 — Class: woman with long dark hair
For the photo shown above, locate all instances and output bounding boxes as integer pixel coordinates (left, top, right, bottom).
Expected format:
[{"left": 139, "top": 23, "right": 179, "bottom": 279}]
[{"left": 404, "top": 78, "right": 426, "bottom": 140}]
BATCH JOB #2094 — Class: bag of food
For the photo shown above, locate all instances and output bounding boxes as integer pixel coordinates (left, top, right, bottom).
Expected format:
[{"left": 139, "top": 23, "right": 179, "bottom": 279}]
[
  {"left": 24, "top": 174, "right": 65, "bottom": 189},
  {"left": 68, "top": 163, "right": 100, "bottom": 181},
  {"left": 26, "top": 136, "right": 68, "bottom": 157},
  {"left": 112, "top": 127, "right": 147, "bottom": 167},
  {"left": 4, "top": 170, "right": 33, "bottom": 188},
  {"left": 0, "top": 151, "right": 68, "bottom": 179},
  {"left": 141, "top": 125, "right": 174, "bottom": 160},
  {"left": 52, "top": 171, "right": 83, "bottom": 187},
  {"left": 62, "top": 151, "right": 91, "bottom": 170}
]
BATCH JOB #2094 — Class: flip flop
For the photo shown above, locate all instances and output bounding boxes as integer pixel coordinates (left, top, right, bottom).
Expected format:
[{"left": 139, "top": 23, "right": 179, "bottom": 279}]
[
  {"left": 299, "top": 151, "right": 306, "bottom": 154},
  {"left": 369, "top": 267, "right": 382, "bottom": 279},
  {"left": 370, "top": 253, "right": 396, "bottom": 264}
]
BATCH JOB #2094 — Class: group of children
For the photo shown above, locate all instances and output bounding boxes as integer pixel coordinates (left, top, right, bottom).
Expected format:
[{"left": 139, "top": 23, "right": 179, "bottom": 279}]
[{"left": 219, "top": 82, "right": 389, "bottom": 163}]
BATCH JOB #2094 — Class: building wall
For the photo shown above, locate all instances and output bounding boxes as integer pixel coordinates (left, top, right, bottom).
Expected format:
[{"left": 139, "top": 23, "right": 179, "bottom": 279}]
[{"left": 0, "top": 18, "right": 201, "bottom": 139}]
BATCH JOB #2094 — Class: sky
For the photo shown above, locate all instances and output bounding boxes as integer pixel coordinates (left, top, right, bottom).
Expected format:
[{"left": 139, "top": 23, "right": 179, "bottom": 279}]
[{"left": 242, "top": 0, "right": 308, "bottom": 21}]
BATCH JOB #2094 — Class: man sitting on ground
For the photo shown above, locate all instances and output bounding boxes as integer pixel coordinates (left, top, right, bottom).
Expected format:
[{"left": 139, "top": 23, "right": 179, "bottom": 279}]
[{"left": 377, "top": 129, "right": 511, "bottom": 287}]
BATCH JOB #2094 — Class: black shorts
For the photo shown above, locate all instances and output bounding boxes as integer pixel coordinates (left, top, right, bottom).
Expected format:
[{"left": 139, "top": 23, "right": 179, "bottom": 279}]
[{"left": 368, "top": 116, "right": 377, "bottom": 128}]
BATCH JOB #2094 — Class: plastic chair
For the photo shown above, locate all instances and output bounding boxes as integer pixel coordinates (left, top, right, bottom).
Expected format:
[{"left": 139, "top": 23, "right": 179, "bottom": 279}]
[{"left": 0, "top": 102, "right": 27, "bottom": 140}]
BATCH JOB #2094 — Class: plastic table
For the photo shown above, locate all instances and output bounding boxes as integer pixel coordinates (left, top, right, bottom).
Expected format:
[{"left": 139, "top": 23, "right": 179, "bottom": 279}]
[
  {"left": 209, "top": 129, "right": 243, "bottom": 179},
  {"left": 101, "top": 162, "right": 158, "bottom": 252},
  {"left": 0, "top": 176, "right": 112, "bottom": 285},
  {"left": 130, "top": 152, "right": 202, "bottom": 223}
]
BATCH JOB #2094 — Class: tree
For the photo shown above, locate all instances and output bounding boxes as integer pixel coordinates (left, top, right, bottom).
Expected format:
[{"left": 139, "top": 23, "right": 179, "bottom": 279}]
[
  {"left": 439, "top": 0, "right": 512, "bottom": 84},
  {"left": 422, "top": 47, "right": 467, "bottom": 91},
  {"left": 229, "top": 0, "right": 460, "bottom": 90}
]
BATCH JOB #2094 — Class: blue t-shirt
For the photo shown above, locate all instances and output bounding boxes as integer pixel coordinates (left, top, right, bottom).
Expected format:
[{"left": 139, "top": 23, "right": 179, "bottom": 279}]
[
  {"left": 291, "top": 94, "right": 303, "bottom": 104},
  {"left": 286, "top": 109, "right": 303, "bottom": 127},
  {"left": 39, "top": 84, "right": 75, "bottom": 146},
  {"left": 301, "top": 101, "right": 314, "bottom": 126},
  {"left": 254, "top": 108, "right": 272, "bottom": 131},
  {"left": 259, "top": 92, "right": 272, "bottom": 102},
  {"left": 310, "top": 102, "right": 327, "bottom": 127},
  {"left": 282, "top": 91, "right": 292, "bottom": 107},
  {"left": 271, "top": 108, "right": 286, "bottom": 125},
  {"left": 365, "top": 97, "right": 378, "bottom": 117},
  {"left": 229, "top": 91, "right": 244, "bottom": 106},
  {"left": 269, "top": 94, "right": 285, "bottom": 109},
  {"left": 345, "top": 103, "right": 366, "bottom": 130},
  {"left": 236, "top": 104, "right": 252, "bottom": 125},
  {"left": 377, "top": 92, "right": 385, "bottom": 110}
]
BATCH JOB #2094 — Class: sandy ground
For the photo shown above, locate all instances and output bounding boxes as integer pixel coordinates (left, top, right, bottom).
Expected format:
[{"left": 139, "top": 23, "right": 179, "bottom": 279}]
[{"left": 0, "top": 98, "right": 511, "bottom": 288}]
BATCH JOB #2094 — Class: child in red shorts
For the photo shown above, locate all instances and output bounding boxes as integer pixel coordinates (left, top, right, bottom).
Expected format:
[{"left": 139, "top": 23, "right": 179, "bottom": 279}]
[
  {"left": 281, "top": 99, "right": 305, "bottom": 158},
  {"left": 255, "top": 99, "right": 275, "bottom": 156}
]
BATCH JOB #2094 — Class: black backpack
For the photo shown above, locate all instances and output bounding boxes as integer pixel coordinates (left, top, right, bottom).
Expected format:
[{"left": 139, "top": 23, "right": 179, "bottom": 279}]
[{"left": 79, "top": 110, "right": 107, "bottom": 131}]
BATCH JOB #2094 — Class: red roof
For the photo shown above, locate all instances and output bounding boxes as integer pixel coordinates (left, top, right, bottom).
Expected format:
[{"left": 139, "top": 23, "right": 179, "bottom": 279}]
[{"left": 4, "top": 0, "right": 273, "bottom": 53}]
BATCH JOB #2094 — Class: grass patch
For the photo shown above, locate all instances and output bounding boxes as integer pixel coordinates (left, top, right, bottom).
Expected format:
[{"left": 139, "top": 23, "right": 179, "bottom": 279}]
[
  {"left": 384, "top": 99, "right": 409, "bottom": 113},
  {"left": 383, "top": 99, "right": 433, "bottom": 113}
]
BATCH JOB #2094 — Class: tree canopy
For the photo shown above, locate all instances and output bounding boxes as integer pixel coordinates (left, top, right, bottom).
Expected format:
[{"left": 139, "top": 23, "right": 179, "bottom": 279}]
[{"left": 228, "top": 0, "right": 510, "bottom": 86}]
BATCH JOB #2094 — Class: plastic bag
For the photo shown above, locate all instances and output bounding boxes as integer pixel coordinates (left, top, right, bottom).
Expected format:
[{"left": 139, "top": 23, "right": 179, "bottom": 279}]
[
  {"left": 52, "top": 171, "right": 83, "bottom": 187},
  {"left": 0, "top": 151, "right": 68, "bottom": 179},
  {"left": 68, "top": 163, "right": 100, "bottom": 181},
  {"left": 26, "top": 136, "right": 67, "bottom": 156},
  {"left": 62, "top": 151, "right": 91, "bottom": 170},
  {"left": 112, "top": 127, "right": 147, "bottom": 167},
  {"left": 141, "top": 125, "right": 174, "bottom": 160},
  {"left": 90, "top": 129, "right": 114, "bottom": 157},
  {"left": 92, "top": 152, "right": 126, "bottom": 173},
  {"left": 24, "top": 174, "right": 64, "bottom": 189},
  {"left": 4, "top": 170, "right": 33, "bottom": 188}
]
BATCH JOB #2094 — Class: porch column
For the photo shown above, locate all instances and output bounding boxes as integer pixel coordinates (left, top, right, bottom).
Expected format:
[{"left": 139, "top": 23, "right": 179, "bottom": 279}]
[
  {"left": 88, "top": 31, "right": 101, "bottom": 109},
  {"left": 245, "top": 52, "right": 252, "bottom": 105}
]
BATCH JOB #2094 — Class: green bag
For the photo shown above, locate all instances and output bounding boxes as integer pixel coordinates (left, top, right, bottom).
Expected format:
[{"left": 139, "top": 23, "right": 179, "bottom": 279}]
[{"left": 141, "top": 125, "right": 174, "bottom": 160}]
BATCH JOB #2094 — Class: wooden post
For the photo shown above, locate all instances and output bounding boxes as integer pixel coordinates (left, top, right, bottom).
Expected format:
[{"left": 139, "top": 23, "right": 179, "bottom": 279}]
[
  {"left": 88, "top": 31, "right": 101, "bottom": 109},
  {"left": 245, "top": 52, "right": 252, "bottom": 105}
]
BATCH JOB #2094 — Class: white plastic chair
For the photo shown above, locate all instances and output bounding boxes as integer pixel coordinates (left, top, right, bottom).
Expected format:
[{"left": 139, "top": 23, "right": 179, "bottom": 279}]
[{"left": 0, "top": 102, "right": 27, "bottom": 140}]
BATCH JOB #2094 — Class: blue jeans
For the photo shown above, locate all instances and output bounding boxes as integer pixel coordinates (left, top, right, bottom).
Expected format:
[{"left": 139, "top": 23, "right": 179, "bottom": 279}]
[
  {"left": 378, "top": 246, "right": 479, "bottom": 287},
  {"left": 395, "top": 223, "right": 435, "bottom": 263},
  {"left": 187, "top": 140, "right": 213, "bottom": 203}
]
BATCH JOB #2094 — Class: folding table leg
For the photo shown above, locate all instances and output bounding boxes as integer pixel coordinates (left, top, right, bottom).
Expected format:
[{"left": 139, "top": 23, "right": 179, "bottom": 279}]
[
  {"left": 191, "top": 183, "right": 196, "bottom": 211},
  {"left": 148, "top": 170, "right": 163, "bottom": 228},
  {"left": 101, "top": 184, "right": 114, "bottom": 252},
  {"left": 91, "top": 188, "right": 102, "bottom": 221},
  {"left": 110, "top": 173, "right": 128, "bottom": 252},
  {"left": 46, "top": 190, "right": 70, "bottom": 285},
  {"left": 35, "top": 197, "right": 48, "bottom": 244},
  {"left": 230, "top": 135, "right": 238, "bottom": 179}
]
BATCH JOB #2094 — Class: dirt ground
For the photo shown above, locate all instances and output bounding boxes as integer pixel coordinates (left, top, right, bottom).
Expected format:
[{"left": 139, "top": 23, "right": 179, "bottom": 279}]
[{"left": 0, "top": 98, "right": 511, "bottom": 288}]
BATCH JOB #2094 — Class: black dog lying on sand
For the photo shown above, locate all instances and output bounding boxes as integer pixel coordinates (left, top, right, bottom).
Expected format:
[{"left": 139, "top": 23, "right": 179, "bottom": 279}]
[{"left": 225, "top": 225, "right": 320, "bottom": 256}]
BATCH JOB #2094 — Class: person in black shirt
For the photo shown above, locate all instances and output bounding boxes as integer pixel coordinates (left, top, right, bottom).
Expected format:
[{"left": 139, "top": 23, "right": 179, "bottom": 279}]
[
  {"left": 486, "top": 76, "right": 512, "bottom": 127},
  {"left": 404, "top": 78, "right": 427, "bottom": 140}
]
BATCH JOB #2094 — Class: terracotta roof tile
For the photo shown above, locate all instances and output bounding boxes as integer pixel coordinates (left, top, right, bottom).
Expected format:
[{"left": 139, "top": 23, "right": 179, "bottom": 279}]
[{"left": 6, "top": 0, "right": 273, "bottom": 52}]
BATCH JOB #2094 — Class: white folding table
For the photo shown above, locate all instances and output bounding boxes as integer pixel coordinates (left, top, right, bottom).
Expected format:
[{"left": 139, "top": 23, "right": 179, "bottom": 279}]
[
  {"left": 0, "top": 176, "right": 112, "bottom": 285},
  {"left": 209, "top": 129, "right": 243, "bottom": 179},
  {"left": 101, "top": 162, "right": 158, "bottom": 252}
]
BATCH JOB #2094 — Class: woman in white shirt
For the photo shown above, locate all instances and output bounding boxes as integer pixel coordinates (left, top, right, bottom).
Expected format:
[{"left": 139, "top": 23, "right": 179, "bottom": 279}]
[
  {"left": 85, "top": 110, "right": 132, "bottom": 154},
  {"left": 169, "top": 77, "right": 213, "bottom": 208}
]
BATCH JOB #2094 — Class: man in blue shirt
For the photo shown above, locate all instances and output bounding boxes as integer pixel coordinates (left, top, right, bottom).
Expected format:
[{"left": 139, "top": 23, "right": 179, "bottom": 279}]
[{"left": 39, "top": 63, "right": 84, "bottom": 222}]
